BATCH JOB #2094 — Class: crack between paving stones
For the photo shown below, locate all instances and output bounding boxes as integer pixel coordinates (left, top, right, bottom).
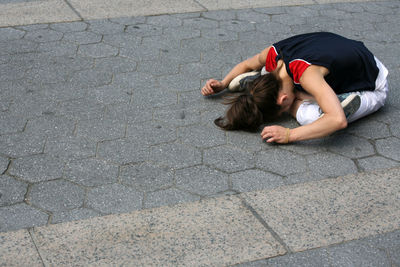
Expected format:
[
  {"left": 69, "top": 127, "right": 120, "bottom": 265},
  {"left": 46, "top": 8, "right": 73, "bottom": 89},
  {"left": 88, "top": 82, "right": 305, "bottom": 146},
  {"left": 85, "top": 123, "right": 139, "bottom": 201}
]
[
  {"left": 240, "top": 196, "right": 292, "bottom": 254},
  {"left": 63, "top": 0, "right": 84, "bottom": 21},
  {"left": 28, "top": 229, "right": 46, "bottom": 267}
]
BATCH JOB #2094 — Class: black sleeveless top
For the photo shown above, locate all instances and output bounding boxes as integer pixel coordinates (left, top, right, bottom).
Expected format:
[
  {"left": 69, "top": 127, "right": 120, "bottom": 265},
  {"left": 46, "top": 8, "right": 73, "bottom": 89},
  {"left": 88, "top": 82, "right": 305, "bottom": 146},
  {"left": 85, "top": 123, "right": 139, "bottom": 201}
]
[{"left": 265, "top": 32, "right": 379, "bottom": 94}]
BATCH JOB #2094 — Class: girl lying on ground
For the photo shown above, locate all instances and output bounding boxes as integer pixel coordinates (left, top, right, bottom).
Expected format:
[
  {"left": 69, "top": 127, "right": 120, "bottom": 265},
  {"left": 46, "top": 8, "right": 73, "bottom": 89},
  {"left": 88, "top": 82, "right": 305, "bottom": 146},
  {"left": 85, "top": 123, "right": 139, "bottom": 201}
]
[{"left": 201, "top": 32, "right": 388, "bottom": 144}]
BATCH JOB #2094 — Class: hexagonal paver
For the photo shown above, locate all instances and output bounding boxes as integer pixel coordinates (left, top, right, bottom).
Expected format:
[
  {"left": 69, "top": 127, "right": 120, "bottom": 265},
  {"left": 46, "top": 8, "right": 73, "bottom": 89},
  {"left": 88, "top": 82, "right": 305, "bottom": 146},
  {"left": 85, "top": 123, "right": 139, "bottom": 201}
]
[
  {"left": 0, "top": 28, "right": 25, "bottom": 41},
  {"left": 87, "top": 20, "right": 125, "bottom": 34},
  {"left": 204, "top": 146, "right": 255, "bottom": 173},
  {"left": 0, "top": 132, "right": 45, "bottom": 158},
  {"left": 375, "top": 137, "right": 400, "bottom": 161},
  {"left": 125, "top": 24, "right": 162, "bottom": 36},
  {"left": 176, "top": 165, "right": 229, "bottom": 196},
  {"left": 29, "top": 179, "right": 85, "bottom": 212},
  {"left": 98, "top": 138, "right": 149, "bottom": 165},
  {"left": 326, "top": 134, "right": 375, "bottom": 159},
  {"left": 0, "top": 157, "right": 8, "bottom": 174},
  {"left": 50, "top": 21, "right": 88, "bottom": 32},
  {"left": 24, "top": 29, "right": 63, "bottom": 42},
  {"left": 9, "top": 154, "right": 65, "bottom": 183},
  {"left": 143, "top": 187, "right": 200, "bottom": 209},
  {"left": 120, "top": 162, "right": 174, "bottom": 192},
  {"left": 76, "top": 117, "right": 126, "bottom": 142},
  {"left": 357, "top": 156, "right": 399, "bottom": 172},
  {"left": 51, "top": 208, "right": 100, "bottom": 224},
  {"left": 0, "top": 203, "right": 48, "bottom": 232},
  {"left": 256, "top": 148, "right": 307, "bottom": 176},
  {"left": 178, "top": 124, "right": 226, "bottom": 148},
  {"left": 86, "top": 183, "right": 143, "bottom": 214},
  {"left": 24, "top": 115, "right": 75, "bottom": 138},
  {"left": 226, "top": 130, "right": 265, "bottom": 152},
  {"left": 126, "top": 122, "right": 176, "bottom": 146},
  {"left": 306, "top": 152, "right": 358, "bottom": 178},
  {"left": 230, "top": 169, "right": 284, "bottom": 193},
  {"left": 45, "top": 136, "right": 97, "bottom": 160},
  {"left": 64, "top": 158, "right": 119, "bottom": 187},
  {"left": 149, "top": 143, "right": 201, "bottom": 169},
  {"left": 347, "top": 120, "right": 391, "bottom": 139},
  {"left": 63, "top": 31, "right": 102, "bottom": 45},
  {"left": 153, "top": 106, "right": 201, "bottom": 127},
  {"left": 0, "top": 175, "right": 28, "bottom": 206},
  {"left": 78, "top": 43, "right": 119, "bottom": 58}
]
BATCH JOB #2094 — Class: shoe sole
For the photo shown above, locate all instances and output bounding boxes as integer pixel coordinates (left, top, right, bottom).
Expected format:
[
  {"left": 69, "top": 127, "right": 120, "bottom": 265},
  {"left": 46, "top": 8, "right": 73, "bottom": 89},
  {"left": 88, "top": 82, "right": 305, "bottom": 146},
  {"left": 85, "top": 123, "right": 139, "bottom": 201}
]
[
  {"left": 341, "top": 94, "right": 361, "bottom": 118},
  {"left": 228, "top": 71, "right": 259, "bottom": 92}
]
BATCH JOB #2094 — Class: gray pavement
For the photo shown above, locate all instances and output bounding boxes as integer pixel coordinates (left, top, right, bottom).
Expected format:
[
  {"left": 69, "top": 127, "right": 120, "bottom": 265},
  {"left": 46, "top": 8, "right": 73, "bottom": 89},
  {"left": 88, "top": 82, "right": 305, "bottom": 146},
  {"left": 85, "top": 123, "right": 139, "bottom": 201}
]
[{"left": 0, "top": 0, "right": 399, "bottom": 265}]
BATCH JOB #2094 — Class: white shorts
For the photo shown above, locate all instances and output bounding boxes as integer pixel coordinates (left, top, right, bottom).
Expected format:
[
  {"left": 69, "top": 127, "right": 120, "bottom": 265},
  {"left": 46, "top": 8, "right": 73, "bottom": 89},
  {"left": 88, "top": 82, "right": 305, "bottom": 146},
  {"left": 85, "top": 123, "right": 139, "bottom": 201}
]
[{"left": 296, "top": 57, "right": 389, "bottom": 126}]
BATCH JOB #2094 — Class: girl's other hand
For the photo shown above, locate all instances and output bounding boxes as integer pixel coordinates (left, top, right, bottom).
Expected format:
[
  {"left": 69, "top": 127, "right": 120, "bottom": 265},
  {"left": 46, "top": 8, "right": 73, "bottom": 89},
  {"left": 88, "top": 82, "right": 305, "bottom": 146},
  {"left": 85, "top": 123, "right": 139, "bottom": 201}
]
[
  {"left": 261, "top": 125, "right": 290, "bottom": 143},
  {"left": 201, "top": 79, "right": 225, "bottom": 96}
]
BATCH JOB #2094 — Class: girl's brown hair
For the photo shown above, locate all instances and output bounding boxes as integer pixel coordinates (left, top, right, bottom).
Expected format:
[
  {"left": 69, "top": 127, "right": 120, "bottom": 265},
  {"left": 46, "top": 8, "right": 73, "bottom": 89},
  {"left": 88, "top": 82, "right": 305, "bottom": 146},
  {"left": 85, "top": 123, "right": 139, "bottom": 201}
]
[{"left": 214, "top": 73, "right": 281, "bottom": 132}]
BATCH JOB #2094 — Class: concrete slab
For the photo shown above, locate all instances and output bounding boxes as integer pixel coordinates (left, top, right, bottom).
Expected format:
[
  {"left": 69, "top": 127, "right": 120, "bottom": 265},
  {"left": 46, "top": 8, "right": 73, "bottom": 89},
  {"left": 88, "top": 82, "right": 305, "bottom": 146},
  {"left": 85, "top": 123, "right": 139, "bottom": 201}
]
[
  {"left": 243, "top": 167, "right": 400, "bottom": 252},
  {"left": 0, "top": 0, "right": 80, "bottom": 27},
  {"left": 0, "top": 229, "right": 42, "bottom": 267},
  {"left": 31, "top": 196, "right": 286, "bottom": 266},
  {"left": 196, "top": 0, "right": 314, "bottom": 10},
  {"left": 67, "top": 0, "right": 206, "bottom": 20}
]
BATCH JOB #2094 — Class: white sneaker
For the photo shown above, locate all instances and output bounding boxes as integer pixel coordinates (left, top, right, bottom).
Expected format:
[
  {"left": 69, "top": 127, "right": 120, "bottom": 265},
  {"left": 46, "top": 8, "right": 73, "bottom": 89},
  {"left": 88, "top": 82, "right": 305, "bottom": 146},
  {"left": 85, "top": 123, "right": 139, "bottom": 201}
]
[{"left": 228, "top": 71, "right": 260, "bottom": 92}]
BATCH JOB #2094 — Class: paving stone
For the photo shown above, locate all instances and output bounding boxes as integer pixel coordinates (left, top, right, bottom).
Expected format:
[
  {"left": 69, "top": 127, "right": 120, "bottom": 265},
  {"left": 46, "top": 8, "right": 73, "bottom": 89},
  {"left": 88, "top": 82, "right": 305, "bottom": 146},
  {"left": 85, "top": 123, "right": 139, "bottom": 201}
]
[
  {"left": 120, "top": 162, "right": 174, "bottom": 192},
  {"left": 201, "top": 10, "right": 236, "bottom": 20},
  {"left": 281, "top": 138, "right": 327, "bottom": 155},
  {"left": 180, "top": 37, "right": 220, "bottom": 53},
  {"left": 328, "top": 240, "right": 391, "bottom": 267},
  {"left": 94, "top": 57, "right": 137, "bottom": 74},
  {"left": 102, "top": 33, "right": 141, "bottom": 48},
  {"left": 363, "top": 230, "right": 400, "bottom": 249},
  {"left": 201, "top": 48, "right": 242, "bottom": 69},
  {"left": 24, "top": 29, "right": 63, "bottom": 43},
  {"left": 357, "top": 156, "right": 399, "bottom": 172},
  {"left": 131, "top": 87, "right": 178, "bottom": 108},
  {"left": 219, "top": 19, "right": 256, "bottom": 32},
  {"left": 78, "top": 43, "right": 119, "bottom": 58},
  {"left": 0, "top": 157, "right": 8, "bottom": 174},
  {"left": 16, "top": 24, "right": 49, "bottom": 31},
  {"left": 149, "top": 143, "right": 202, "bottom": 169},
  {"left": 0, "top": 39, "right": 38, "bottom": 55},
  {"left": 147, "top": 14, "right": 182, "bottom": 27},
  {"left": 126, "top": 122, "right": 176, "bottom": 146},
  {"left": 375, "top": 137, "right": 400, "bottom": 161},
  {"left": 204, "top": 146, "right": 255, "bottom": 173},
  {"left": 97, "top": 138, "right": 149, "bottom": 165},
  {"left": 137, "top": 58, "right": 180, "bottom": 76},
  {"left": 176, "top": 165, "right": 229, "bottom": 196},
  {"left": 86, "top": 183, "right": 143, "bottom": 214},
  {"left": 125, "top": 24, "right": 163, "bottom": 37},
  {"left": 226, "top": 130, "right": 265, "bottom": 152},
  {"left": 143, "top": 187, "right": 200, "bottom": 209},
  {"left": 51, "top": 208, "right": 101, "bottom": 224},
  {"left": 87, "top": 19, "right": 125, "bottom": 34},
  {"left": 256, "top": 148, "right": 307, "bottom": 176},
  {"left": 326, "top": 133, "right": 375, "bottom": 159},
  {"left": 69, "top": 69, "right": 112, "bottom": 88},
  {"left": 9, "top": 154, "right": 64, "bottom": 183},
  {"left": 201, "top": 28, "right": 238, "bottom": 41},
  {"left": 24, "top": 63, "right": 71, "bottom": 83},
  {"left": 29, "top": 180, "right": 85, "bottom": 213},
  {"left": 63, "top": 31, "right": 102, "bottom": 45},
  {"left": 236, "top": 9, "right": 270, "bottom": 23},
  {"left": 305, "top": 151, "right": 358, "bottom": 180},
  {"left": 159, "top": 47, "right": 200, "bottom": 63},
  {"left": 153, "top": 105, "right": 201, "bottom": 127},
  {"left": 9, "top": 92, "right": 58, "bottom": 118},
  {"left": 178, "top": 124, "right": 226, "bottom": 148},
  {"left": 64, "top": 158, "right": 119, "bottom": 187},
  {"left": 0, "top": 61, "right": 27, "bottom": 81},
  {"left": 113, "top": 72, "right": 156, "bottom": 91},
  {"left": 0, "top": 113, "right": 26, "bottom": 135},
  {"left": 182, "top": 17, "right": 219, "bottom": 29},
  {"left": 89, "top": 84, "right": 132, "bottom": 105},
  {"left": 104, "top": 103, "right": 153, "bottom": 124},
  {"left": 162, "top": 26, "right": 200, "bottom": 39},
  {"left": 50, "top": 21, "right": 88, "bottom": 32},
  {"left": 158, "top": 73, "right": 200, "bottom": 92},
  {"left": 347, "top": 119, "right": 391, "bottom": 140},
  {"left": 180, "top": 62, "right": 221, "bottom": 80},
  {"left": 25, "top": 115, "right": 75, "bottom": 138},
  {"left": 76, "top": 117, "right": 126, "bottom": 142},
  {"left": 37, "top": 40, "right": 78, "bottom": 57},
  {"left": 238, "top": 247, "right": 330, "bottom": 267},
  {"left": 388, "top": 246, "right": 400, "bottom": 266},
  {"left": 0, "top": 132, "right": 45, "bottom": 158},
  {"left": 57, "top": 98, "right": 106, "bottom": 121},
  {"left": 45, "top": 136, "right": 96, "bottom": 161},
  {"left": 108, "top": 16, "right": 146, "bottom": 25},
  {"left": 231, "top": 169, "right": 284, "bottom": 193},
  {"left": 0, "top": 203, "right": 48, "bottom": 232},
  {"left": 0, "top": 175, "right": 27, "bottom": 206},
  {"left": 0, "top": 28, "right": 25, "bottom": 41}
]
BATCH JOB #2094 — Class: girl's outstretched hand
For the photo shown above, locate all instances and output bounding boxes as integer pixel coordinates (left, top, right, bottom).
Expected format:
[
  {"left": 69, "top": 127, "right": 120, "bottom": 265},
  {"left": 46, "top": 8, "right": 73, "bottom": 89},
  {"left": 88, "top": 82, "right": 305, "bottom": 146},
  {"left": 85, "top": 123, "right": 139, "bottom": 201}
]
[
  {"left": 201, "top": 79, "right": 225, "bottom": 96},
  {"left": 261, "top": 125, "right": 290, "bottom": 144}
]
